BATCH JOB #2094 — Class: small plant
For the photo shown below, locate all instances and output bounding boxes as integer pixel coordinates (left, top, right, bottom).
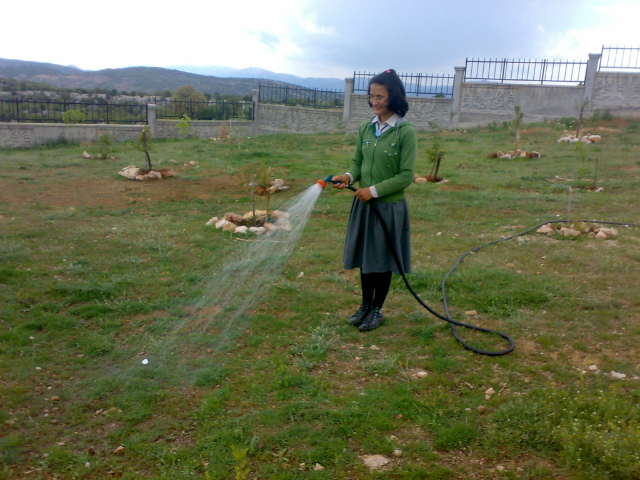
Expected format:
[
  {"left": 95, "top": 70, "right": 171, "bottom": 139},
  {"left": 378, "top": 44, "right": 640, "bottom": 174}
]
[
  {"left": 96, "top": 133, "right": 114, "bottom": 158},
  {"left": 231, "top": 446, "right": 250, "bottom": 480},
  {"left": 600, "top": 109, "right": 613, "bottom": 121},
  {"left": 178, "top": 113, "right": 191, "bottom": 138},
  {"left": 575, "top": 98, "right": 589, "bottom": 138},
  {"left": 512, "top": 105, "right": 524, "bottom": 153},
  {"left": 135, "top": 127, "right": 154, "bottom": 172},
  {"left": 425, "top": 138, "right": 444, "bottom": 182},
  {"left": 62, "top": 109, "right": 85, "bottom": 124},
  {"left": 219, "top": 112, "right": 230, "bottom": 139}
]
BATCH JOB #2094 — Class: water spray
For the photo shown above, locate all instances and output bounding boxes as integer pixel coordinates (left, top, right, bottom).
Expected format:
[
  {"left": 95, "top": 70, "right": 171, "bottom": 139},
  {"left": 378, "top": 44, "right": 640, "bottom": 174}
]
[{"left": 318, "top": 174, "right": 640, "bottom": 356}]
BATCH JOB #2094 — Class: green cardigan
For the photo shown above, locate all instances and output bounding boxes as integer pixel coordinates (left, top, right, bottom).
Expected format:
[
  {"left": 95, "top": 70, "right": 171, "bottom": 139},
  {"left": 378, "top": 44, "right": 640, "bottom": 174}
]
[{"left": 349, "top": 119, "right": 417, "bottom": 203}]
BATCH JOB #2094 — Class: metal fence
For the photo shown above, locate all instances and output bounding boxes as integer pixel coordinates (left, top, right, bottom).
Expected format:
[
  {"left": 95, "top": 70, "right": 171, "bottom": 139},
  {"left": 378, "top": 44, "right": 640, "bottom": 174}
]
[
  {"left": 0, "top": 99, "right": 147, "bottom": 124},
  {"left": 600, "top": 46, "right": 640, "bottom": 70},
  {"left": 353, "top": 71, "right": 455, "bottom": 97},
  {"left": 464, "top": 58, "right": 588, "bottom": 84},
  {"left": 153, "top": 99, "right": 254, "bottom": 120},
  {"left": 258, "top": 85, "right": 344, "bottom": 109}
]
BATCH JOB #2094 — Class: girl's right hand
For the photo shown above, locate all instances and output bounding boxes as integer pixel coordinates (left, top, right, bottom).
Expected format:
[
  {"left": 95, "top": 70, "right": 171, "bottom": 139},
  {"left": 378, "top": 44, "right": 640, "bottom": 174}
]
[{"left": 331, "top": 175, "right": 350, "bottom": 189}]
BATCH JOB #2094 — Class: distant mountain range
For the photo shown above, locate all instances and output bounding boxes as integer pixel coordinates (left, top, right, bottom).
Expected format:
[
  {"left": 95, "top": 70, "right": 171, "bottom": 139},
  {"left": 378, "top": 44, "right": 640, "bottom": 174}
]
[
  {"left": 0, "top": 58, "right": 346, "bottom": 96},
  {"left": 168, "top": 65, "right": 346, "bottom": 91}
]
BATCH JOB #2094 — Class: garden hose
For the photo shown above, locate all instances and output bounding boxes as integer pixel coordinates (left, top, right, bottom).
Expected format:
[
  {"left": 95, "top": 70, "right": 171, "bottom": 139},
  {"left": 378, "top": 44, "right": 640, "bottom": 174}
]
[{"left": 319, "top": 177, "right": 640, "bottom": 356}]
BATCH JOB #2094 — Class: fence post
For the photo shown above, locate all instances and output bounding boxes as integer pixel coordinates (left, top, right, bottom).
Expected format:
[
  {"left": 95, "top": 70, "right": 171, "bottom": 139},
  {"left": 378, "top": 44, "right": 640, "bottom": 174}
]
[
  {"left": 583, "top": 53, "right": 601, "bottom": 109},
  {"left": 252, "top": 89, "right": 259, "bottom": 135},
  {"left": 540, "top": 60, "right": 547, "bottom": 85},
  {"left": 343, "top": 77, "right": 354, "bottom": 124},
  {"left": 148, "top": 104, "right": 157, "bottom": 139},
  {"left": 451, "top": 66, "right": 465, "bottom": 115}
]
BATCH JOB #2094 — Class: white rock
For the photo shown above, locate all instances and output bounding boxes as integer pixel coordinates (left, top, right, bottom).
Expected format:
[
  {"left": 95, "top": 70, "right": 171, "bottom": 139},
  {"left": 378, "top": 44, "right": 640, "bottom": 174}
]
[
  {"left": 215, "top": 219, "right": 229, "bottom": 229},
  {"left": 234, "top": 226, "right": 248, "bottom": 234},
  {"left": 222, "top": 222, "right": 237, "bottom": 232},
  {"left": 249, "top": 226, "right": 265, "bottom": 234},
  {"left": 119, "top": 166, "right": 141, "bottom": 179},
  {"left": 270, "top": 210, "right": 289, "bottom": 219},
  {"left": 485, "top": 387, "right": 496, "bottom": 395},
  {"left": 296, "top": 272, "right": 304, "bottom": 279},
  {"left": 569, "top": 137, "right": 580, "bottom": 143},
  {"left": 594, "top": 187, "right": 604, "bottom": 192},
  {"left": 369, "top": 345, "right": 380, "bottom": 351},
  {"left": 362, "top": 455, "right": 390, "bottom": 470},
  {"left": 596, "top": 231, "right": 608, "bottom": 239},
  {"left": 263, "top": 223, "right": 279, "bottom": 233},
  {"left": 142, "top": 359, "right": 149, "bottom": 365},
  {"left": 560, "top": 227, "right": 581, "bottom": 238},
  {"left": 588, "top": 364, "right": 599, "bottom": 371},
  {"left": 146, "top": 171, "right": 162, "bottom": 179},
  {"left": 275, "top": 217, "right": 292, "bottom": 231},
  {"left": 313, "top": 463, "right": 324, "bottom": 471},
  {"left": 537, "top": 224, "right": 555, "bottom": 234},
  {"left": 598, "top": 227, "right": 618, "bottom": 239},
  {"left": 82, "top": 151, "right": 92, "bottom": 159},
  {"left": 416, "top": 371, "right": 429, "bottom": 378},
  {"left": 610, "top": 371, "right": 627, "bottom": 380},
  {"left": 393, "top": 449, "right": 402, "bottom": 457},
  {"left": 205, "top": 217, "right": 218, "bottom": 226}
]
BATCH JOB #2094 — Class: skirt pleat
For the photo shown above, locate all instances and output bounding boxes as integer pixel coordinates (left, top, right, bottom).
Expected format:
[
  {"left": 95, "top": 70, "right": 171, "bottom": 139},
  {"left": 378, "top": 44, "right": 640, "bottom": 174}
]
[{"left": 343, "top": 197, "right": 411, "bottom": 274}]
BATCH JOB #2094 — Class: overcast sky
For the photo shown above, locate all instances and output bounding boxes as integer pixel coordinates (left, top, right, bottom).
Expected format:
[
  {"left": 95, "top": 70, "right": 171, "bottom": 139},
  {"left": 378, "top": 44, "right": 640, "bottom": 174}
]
[{"left": 2, "top": 0, "right": 638, "bottom": 78}]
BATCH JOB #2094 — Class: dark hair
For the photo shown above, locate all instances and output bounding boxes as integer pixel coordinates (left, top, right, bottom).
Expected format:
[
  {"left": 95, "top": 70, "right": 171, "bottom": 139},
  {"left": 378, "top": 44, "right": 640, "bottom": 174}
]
[{"left": 368, "top": 69, "right": 409, "bottom": 117}]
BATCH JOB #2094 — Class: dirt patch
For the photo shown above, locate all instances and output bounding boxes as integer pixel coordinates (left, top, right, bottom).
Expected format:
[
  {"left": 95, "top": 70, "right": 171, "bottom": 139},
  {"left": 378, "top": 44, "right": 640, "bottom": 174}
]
[
  {"left": 436, "top": 184, "right": 477, "bottom": 192},
  {"left": 1, "top": 175, "right": 242, "bottom": 209}
]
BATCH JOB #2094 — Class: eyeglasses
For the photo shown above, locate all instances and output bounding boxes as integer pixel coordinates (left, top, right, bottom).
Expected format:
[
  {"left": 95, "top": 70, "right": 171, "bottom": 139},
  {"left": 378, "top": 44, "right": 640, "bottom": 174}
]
[{"left": 367, "top": 95, "right": 387, "bottom": 102}]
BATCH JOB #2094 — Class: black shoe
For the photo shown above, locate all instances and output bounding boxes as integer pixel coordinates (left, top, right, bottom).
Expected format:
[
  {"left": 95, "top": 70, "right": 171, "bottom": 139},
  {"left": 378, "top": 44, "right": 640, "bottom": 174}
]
[
  {"left": 358, "top": 307, "right": 385, "bottom": 332},
  {"left": 348, "top": 301, "right": 373, "bottom": 326}
]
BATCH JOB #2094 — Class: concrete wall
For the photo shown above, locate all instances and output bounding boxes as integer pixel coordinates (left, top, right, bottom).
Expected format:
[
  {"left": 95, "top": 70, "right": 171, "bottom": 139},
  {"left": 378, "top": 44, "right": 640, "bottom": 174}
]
[
  {"left": 591, "top": 71, "right": 640, "bottom": 118},
  {"left": 453, "top": 83, "right": 586, "bottom": 127},
  {"left": 255, "top": 103, "right": 343, "bottom": 134},
  {"left": 0, "top": 122, "right": 142, "bottom": 148}
]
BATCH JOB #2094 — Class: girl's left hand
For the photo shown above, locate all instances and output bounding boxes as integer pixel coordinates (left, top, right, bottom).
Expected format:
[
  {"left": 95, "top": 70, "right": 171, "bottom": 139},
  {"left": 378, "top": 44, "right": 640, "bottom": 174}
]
[{"left": 355, "top": 187, "right": 373, "bottom": 202}]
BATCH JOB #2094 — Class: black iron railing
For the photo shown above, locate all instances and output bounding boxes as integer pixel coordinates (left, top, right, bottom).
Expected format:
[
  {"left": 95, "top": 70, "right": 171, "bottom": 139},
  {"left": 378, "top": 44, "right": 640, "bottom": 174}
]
[
  {"left": 464, "top": 58, "right": 588, "bottom": 84},
  {"left": 258, "top": 85, "right": 344, "bottom": 109},
  {"left": 154, "top": 100, "right": 254, "bottom": 120},
  {"left": 0, "top": 99, "right": 148, "bottom": 124},
  {"left": 353, "top": 71, "right": 454, "bottom": 97},
  {"left": 600, "top": 46, "right": 640, "bottom": 70}
]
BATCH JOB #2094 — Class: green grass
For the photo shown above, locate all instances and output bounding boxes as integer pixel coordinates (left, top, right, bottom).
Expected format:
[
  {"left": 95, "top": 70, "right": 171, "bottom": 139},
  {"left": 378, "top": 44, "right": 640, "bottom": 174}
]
[{"left": 1, "top": 121, "right": 639, "bottom": 479}]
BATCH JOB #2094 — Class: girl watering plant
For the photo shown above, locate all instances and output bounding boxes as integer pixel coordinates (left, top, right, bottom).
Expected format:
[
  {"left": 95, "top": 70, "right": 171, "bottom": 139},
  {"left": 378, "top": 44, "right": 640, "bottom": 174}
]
[{"left": 332, "top": 69, "right": 417, "bottom": 332}]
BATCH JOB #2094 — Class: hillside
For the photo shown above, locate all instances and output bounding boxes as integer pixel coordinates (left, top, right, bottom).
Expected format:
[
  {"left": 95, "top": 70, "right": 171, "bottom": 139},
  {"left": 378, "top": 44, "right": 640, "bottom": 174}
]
[
  {"left": 0, "top": 58, "right": 299, "bottom": 97},
  {"left": 168, "top": 64, "right": 346, "bottom": 91}
]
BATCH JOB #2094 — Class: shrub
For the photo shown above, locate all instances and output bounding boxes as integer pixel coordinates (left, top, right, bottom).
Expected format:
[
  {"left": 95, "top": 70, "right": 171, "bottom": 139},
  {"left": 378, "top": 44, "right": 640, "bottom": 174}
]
[{"left": 62, "top": 109, "right": 85, "bottom": 124}]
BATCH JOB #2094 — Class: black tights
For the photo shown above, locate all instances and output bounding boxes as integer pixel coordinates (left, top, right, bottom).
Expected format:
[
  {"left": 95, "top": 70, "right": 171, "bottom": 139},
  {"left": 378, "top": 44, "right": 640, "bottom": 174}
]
[{"left": 361, "top": 271, "right": 393, "bottom": 308}]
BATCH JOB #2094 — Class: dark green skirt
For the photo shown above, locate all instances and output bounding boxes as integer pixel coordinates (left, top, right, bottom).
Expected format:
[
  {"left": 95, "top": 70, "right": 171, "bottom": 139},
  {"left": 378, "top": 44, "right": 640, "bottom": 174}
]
[{"left": 343, "top": 197, "right": 411, "bottom": 274}]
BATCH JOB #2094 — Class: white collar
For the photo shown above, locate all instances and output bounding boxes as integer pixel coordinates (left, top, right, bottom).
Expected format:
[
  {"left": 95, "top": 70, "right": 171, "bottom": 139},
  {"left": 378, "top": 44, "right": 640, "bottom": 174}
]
[{"left": 371, "top": 113, "right": 399, "bottom": 127}]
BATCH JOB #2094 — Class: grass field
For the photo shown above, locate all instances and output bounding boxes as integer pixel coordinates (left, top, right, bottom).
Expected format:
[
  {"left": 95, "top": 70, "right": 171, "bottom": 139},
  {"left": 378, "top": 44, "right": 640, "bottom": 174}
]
[{"left": 1, "top": 118, "right": 640, "bottom": 479}]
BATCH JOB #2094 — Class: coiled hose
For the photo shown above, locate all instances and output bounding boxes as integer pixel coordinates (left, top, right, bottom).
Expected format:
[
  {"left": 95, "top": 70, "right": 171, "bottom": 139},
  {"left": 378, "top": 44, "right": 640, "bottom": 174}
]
[{"left": 345, "top": 186, "right": 638, "bottom": 356}]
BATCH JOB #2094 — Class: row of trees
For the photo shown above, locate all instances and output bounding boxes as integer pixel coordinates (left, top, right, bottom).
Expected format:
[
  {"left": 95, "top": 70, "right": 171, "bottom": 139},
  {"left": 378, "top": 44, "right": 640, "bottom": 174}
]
[{"left": 0, "top": 79, "right": 251, "bottom": 103}]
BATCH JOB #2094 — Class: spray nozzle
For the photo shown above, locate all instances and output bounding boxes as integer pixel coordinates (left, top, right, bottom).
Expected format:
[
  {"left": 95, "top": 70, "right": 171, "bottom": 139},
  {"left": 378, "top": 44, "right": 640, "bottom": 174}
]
[
  {"left": 317, "top": 175, "right": 357, "bottom": 192},
  {"left": 316, "top": 175, "right": 338, "bottom": 190}
]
